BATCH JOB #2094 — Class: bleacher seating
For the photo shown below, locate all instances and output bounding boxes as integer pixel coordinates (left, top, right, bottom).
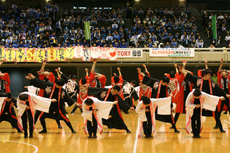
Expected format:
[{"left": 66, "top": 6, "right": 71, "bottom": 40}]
[{"left": 0, "top": 1, "right": 204, "bottom": 48}]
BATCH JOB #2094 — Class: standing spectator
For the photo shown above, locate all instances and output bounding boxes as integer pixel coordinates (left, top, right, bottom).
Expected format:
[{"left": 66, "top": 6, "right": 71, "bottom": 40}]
[
  {"left": 49, "top": 32, "right": 57, "bottom": 47},
  {"left": 225, "top": 33, "right": 230, "bottom": 46}
]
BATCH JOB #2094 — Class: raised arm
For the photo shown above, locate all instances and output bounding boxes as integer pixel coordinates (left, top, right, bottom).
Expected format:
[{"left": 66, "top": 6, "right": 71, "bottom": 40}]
[
  {"left": 40, "top": 60, "right": 47, "bottom": 72},
  {"left": 117, "top": 67, "right": 122, "bottom": 77},
  {"left": 174, "top": 63, "right": 179, "bottom": 74},
  {"left": 218, "top": 58, "right": 223, "bottom": 73},
  {"left": 204, "top": 60, "right": 208, "bottom": 69},
  {"left": 182, "top": 61, "right": 187, "bottom": 69},
  {"left": 85, "top": 68, "right": 89, "bottom": 78},
  {"left": 26, "top": 73, "right": 54, "bottom": 89},
  {"left": 90, "top": 59, "right": 97, "bottom": 74},
  {"left": 56, "top": 68, "right": 70, "bottom": 83},
  {"left": 143, "top": 64, "right": 148, "bottom": 73},
  {"left": 180, "top": 67, "right": 199, "bottom": 85},
  {"left": 55, "top": 67, "right": 62, "bottom": 78}
]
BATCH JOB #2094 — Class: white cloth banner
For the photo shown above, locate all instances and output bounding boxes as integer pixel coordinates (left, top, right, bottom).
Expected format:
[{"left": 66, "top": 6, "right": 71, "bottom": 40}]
[
  {"left": 99, "top": 48, "right": 108, "bottom": 59},
  {"left": 90, "top": 47, "right": 101, "bottom": 59},
  {"left": 149, "top": 48, "right": 195, "bottom": 57},
  {"left": 74, "top": 46, "right": 83, "bottom": 58},
  {"left": 82, "top": 48, "right": 91, "bottom": 61}
]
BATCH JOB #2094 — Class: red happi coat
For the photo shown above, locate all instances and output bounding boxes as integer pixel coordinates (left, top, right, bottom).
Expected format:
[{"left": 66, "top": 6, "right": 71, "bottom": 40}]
[
  {"left": 77, "top": 79, "right": 90, "bottom": 105},
  {"left": 0, "top": 73, "right": 11, "bottom": 93},
  {"left": 139, "top": 86, "right": 152, "bottom": 100},
  {"left": 217, "top": 71, "right": 230, "bottom": 111},
  {"left": 111, "top": 76, "right": 124, "bottom": 99},
  {"left": 87, "top": 71, "right": 106, "bottom": 88},
  {"left": 38, "top": 72, "right": 55, "bottom": 97},
  {"left": 138, "top": 72, "right": 150, "bottom": 84},
  {"left": 176, "top": 73, "right": 193, "bottom": 113},
  {"left": 166, "top": 73, "right": 180, "bottom": 104}
]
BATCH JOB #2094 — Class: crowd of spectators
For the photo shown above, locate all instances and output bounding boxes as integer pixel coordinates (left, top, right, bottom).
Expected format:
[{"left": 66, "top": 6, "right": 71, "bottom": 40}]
[
  {"left": 0, "top": 1, "right": 204, "bottom": 48},
  {"left": 202, "top": 11, "right": 230, "bottom": 48}
]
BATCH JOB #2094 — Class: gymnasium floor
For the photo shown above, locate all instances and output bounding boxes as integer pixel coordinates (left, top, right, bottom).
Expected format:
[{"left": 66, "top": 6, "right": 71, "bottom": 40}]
[{"left": 0, "top": 105, "right": 230, "bottom": 153}]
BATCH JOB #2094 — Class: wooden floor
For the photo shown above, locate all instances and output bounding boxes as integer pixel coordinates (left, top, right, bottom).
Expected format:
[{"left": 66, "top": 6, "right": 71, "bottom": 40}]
[{"left": 0, "top": 106, "right": 230, "bottom": 153}]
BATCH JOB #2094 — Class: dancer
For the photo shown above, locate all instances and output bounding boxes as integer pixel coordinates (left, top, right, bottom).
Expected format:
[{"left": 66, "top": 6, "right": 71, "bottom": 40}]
[
  {"left": 17, "top": 92, "right": 57, "bottom": 138},
  {"left": 82, "top": 97, "right": 117, "bottom": 138},
  {"left": 181, "top": 67, "right": 230, "bottom": 132},
  {"left": 185, "top": 88, "right": 225, "bottom": 138},
  {"left": 26, "top": 73, "right": 77, "bottom": 133},
  {"left": 136, "top": 95, "right": 172, "bottom": 138}
]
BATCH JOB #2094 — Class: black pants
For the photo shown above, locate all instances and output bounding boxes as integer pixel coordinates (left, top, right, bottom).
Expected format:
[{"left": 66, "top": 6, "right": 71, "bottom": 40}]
[
  {"left": 87, "top": 113, "right": 97, "bottom": 136},
  {"left": 71, "top": 104, "right": 82, "bottom": 113},
  {"left": 102, "top": 107, "right": 129, "bottom": 131},
  {"left": 143, "top": 111, "right": 152, "bottom": 137},
  {"left": 0, "top": 113, "right": 21, "bottom": 132},
  {"left": 124, "top": 95, "right": 136, "bottom": 109},
  {"left": 156, "top": 110, "right": 178, "bottom": 132},
  {"left": 40, "top": 109, "right": 74, "bottom": 132},
  {"left": 21, "top": 109, "right": 33, "bottom": 136},
  {"left": 214, "top": 110, "right": 224, "bottom": 131},
  {"left": 174, "top": 113, "right": 180, "bottom": 124},
  {"left": 34, "top": 110, "right": 61, "bottom": 127},
  {"left": 191, "top": 108, "right": 201, "bottom": 137},
  {"left": 219, "top": 99, "right": 230, "bottom": 116}
]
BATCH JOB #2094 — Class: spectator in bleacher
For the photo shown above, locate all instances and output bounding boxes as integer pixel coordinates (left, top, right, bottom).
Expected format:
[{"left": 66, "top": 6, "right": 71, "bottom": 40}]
[
  {"left": 217, "top": 13, "right": 224, "bottom": 20},
  {"left": 165, "top": 42, "right": 171, "bottom": 48},
  {"left": 225, "top": 33, "right": 230, "bottom": 45},
  {"left": 215, "top": 35, "right": 223, "bottom": 48},
  {"left": 171, "top": 38, "right": 178, "bottom": 48},
  {"left": 196, "top": 39, "right": 204, "bottom": 48},
  {"left": 18, "top": 40, "right": 24, "bottom": 48},
  {"left": 0, "top": 5, "right": 203, "bottom": 48},
  {"left": 49, "top": 32, "right": 57, "bottom": 47}
]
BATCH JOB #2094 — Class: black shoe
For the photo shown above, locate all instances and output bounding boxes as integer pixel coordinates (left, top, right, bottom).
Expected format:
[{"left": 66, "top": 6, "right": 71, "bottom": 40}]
[
  {"left": 39, "top": 130, "right": 47, "bottom": 133},
  {"left": 29, "top": 135, "right": 33, "bottom": 138},
  {"left": 24, "top": 135, "right": 28, "bottom": 138},
  {"left": 174, "top": 129, "right": 180, "bottom": 133},
  {"left": 93, "top": 135, "right": 97, "bottom": 138},
  {"left": 80, "top": 108, "right": 83, "bottom": 113},
  {"left": 126, "top": 129, "right": 131, "bottom": 133},
  {"left": 220, "top": 129, "right": 226, "bottom": 133},
  {"left": 18, "top": 130, "right": 23, "bottom": 133},
  {"left": 58, "top": 125, "right": 63, "bottom": 129},
  {"left": 88, "top": 135, "right": 92, "bottom": 138},
  {"left": 193, "top": 135, "right": 201, "bottom": 138},
  {"left": 72, "top": 130, "right": 76, "bottom": 133},
  {"left": 170, "top": 126, "right": 173, "bottom": 129},
  {"left": 213, "top": 125, "right": 218, "bottom": 129},
  {"left": 224, "top": 111, "right": 227, "bottom": 114}
]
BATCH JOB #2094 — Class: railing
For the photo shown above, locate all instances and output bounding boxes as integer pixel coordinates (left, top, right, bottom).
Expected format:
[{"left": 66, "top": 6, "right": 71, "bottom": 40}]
[{"left": 201, "top": 10, "right": 230, "bottom": 15}]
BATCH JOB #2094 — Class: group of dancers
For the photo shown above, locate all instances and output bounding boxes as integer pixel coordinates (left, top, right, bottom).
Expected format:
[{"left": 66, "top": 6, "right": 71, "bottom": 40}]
[{"left": 0, "top": 58, "right": 230, "bottom": 139}]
